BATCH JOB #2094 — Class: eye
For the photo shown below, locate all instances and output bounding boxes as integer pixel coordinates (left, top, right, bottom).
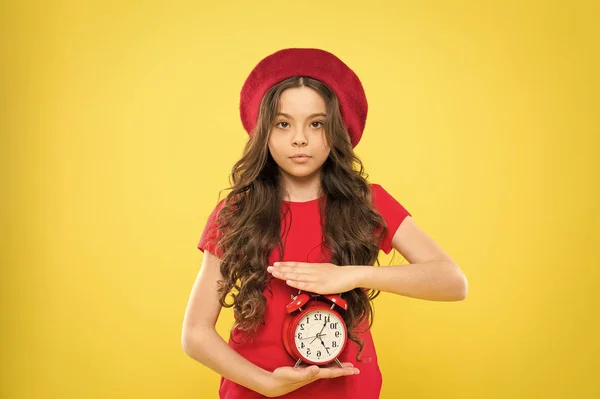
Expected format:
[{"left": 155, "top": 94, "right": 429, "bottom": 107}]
[
  {"left": 311, "top": 121, "right": 324, "bottom": 128},
  {"left": 275, "top": 121, "right": 289, "bottom": 128}
]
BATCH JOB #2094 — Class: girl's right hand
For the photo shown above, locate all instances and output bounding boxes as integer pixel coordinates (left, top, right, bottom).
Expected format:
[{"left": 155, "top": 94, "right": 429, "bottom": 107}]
[{"left": 262, "top": 362, "right": 360, "bottom": 397}]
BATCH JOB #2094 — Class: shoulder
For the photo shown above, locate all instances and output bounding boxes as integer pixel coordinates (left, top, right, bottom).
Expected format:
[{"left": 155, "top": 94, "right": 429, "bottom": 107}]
[
  {"left": 367, "top": 182, "right": 411, "bottom": 221},
  {"left": 368, "top": 182, "right": 381, "bottom": 191},
  {"left": 367, "top": 182, "right": 391, "bottom": 195},
  {"left": 201, "top": 197, "right": 232, "bottom": 232},
  {"left": 368, "top": 183, "right": 399, "bottom": 206},
  {"left": 206, "top": 197, "right": 227, "bottom": 218},
  {"left": 367, "top": 183, "right": 412, "bottom": 254}
]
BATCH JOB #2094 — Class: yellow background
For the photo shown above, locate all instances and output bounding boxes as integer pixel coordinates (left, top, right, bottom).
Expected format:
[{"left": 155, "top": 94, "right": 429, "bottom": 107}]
[{"left": 2, "top": 0, "right": 598, "bottom": 398}]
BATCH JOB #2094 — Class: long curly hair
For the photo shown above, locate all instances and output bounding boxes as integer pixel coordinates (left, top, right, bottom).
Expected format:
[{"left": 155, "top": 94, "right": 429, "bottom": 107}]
[{"left": 213, "top": 76, "right": 389, "bottom": 360}]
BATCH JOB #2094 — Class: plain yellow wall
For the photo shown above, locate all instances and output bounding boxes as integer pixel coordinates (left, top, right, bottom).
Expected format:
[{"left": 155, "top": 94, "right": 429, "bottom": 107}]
[{"left": 2, "top": 0, "right": 598, "bottom": 398}]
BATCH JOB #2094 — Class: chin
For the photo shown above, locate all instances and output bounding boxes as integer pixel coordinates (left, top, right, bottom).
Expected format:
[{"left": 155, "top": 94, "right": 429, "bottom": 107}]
[
  {"left": 281, "top": 167, "right": 320, "bottom": 179},
  {"left": 284, "top": 171, "right": 316, "bottom": 178}
]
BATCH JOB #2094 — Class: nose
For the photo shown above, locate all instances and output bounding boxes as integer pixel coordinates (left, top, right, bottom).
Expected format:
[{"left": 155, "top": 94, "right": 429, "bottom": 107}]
[{"left": 292, "top": 127, "right": 308, "bottom": 147}]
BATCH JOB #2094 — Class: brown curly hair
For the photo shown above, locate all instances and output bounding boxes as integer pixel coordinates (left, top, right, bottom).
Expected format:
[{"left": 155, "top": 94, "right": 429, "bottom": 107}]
[{"left": 213, "top": 76, "right": 389, "bottom": 360}]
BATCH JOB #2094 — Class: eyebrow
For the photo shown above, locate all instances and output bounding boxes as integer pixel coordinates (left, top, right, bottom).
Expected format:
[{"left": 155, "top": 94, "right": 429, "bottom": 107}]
[{"left": 275, "top": 112, "right": 327, "bottom": 119}]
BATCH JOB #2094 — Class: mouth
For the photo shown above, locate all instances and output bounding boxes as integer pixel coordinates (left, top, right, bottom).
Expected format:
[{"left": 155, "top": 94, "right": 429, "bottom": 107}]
[{"left": 289, "top": 154, "right": 311, "bottom": 163}]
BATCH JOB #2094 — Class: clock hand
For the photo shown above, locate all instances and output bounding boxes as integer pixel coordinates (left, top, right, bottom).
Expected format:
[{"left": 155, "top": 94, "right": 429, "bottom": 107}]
[
  {"left": 301, "top": 334, "right": 327, "bottom": 340},
  {"left": 311, "top": 321, "right": 328, "bottom": 344},
  {"left": 319, "top": 337, "right": 331, "bottom": 355}
]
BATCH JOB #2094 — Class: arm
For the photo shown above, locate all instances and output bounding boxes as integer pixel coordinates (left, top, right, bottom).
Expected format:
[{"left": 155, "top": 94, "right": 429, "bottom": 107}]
[
  {"left": 351, "top": 260, "right": 466, "bottom": 301},
  {"left": 268, "top": 216, "right": 468, "bottom": 301},
  {"left": 355, "top": 216, "right": 467, "bottom": 300},
  {"left": 181, "top": 250, "right": 272, "bottom": 395},
  {"left": 181, "top": 251, "right": 359, "bottom": 397}
]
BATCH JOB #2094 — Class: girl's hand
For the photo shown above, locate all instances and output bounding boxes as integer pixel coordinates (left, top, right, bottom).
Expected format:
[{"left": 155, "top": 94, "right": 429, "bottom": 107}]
[
  {"left": 267, "top": 262, "right": 360, "bottom": 294},
  {"left": 263, "top": 363, "right": 359, "bottom": 397}
]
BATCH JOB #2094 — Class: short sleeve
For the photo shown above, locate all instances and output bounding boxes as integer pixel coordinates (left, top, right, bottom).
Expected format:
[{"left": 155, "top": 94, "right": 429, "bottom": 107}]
[
  {"left": 370, "top": 183, "right": 412, "bottom": 254},
  {"left": 197, "top": 199, "right": 226, "bottom": 258}
]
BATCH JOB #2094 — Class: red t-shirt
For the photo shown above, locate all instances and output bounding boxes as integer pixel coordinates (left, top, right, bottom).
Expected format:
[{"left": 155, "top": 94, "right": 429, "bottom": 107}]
[{"left": 197, "top": 183, "right": 411, "bottom": 399}]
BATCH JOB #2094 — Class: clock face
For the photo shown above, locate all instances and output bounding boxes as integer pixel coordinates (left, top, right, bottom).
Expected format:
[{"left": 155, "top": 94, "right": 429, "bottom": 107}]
[{"left": 293, "top": 309, "right": 346, "bottom": 363}]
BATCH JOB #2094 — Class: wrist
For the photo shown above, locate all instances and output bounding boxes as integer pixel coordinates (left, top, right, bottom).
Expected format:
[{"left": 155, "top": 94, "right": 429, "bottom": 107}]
[
  {"left": 257, "top": 368, "right": 277, "bottom": 397},
  {"left": 349, "top": 266, "right": 367, "bottom": 289}
]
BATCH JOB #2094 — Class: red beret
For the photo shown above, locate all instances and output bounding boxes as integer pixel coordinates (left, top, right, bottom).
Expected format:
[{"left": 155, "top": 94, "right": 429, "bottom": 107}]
[{"left": 239, "top": 48, "right": 368, "bottom": 148}]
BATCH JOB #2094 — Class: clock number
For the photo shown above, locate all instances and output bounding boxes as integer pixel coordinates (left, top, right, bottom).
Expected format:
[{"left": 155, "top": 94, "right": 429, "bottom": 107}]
[
  {"left": 329, "top": 322, "right": 338, "bottom": 329},
  {"left": 306, "top": 348, "right": 311, "bottom": 356},
  {"left": 297, "top": 332, "right": 302, "bottom": 339},
  {"left": 335, "top": 331, "right": 341, "bottom": 338},
  {"left": 301, "top": 342, "right": 305, "bottom": 349},
  {"left": 324, "top": 315, "right": 331, "bottom": 323},
  {"left": 314, "top": 313, "right": 322, "bottom": 321},
  {"left": 306, "top": 317, "right": 310, "bottom": 324},
  {"left": 316, "top": 350, "right": 321, "bottom": 357},
  {"left": 325, "top": 347, "right": 330, "bottom": 355},
  {"left": 332, "top": 341, "right": 337, "bottom": 348},
  {"left": 300, "top": 324, "right": 305, "bottom": 330}
]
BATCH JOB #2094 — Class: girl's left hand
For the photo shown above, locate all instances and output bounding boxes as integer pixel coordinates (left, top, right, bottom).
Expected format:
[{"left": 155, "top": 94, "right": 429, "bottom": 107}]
[{"left": 267, "top": 262, "right": 359, "bottom": 294}]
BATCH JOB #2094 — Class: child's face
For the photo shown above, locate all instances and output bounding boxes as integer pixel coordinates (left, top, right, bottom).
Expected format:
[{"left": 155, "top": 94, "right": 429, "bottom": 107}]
[{"left": 268, "top": 86, "right": 331, "bottom": 181}]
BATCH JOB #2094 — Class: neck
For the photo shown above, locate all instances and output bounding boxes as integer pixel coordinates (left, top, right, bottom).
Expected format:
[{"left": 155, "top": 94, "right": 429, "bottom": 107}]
[{"left": 279, "top": 170, "right": 322, "bottom": 202}]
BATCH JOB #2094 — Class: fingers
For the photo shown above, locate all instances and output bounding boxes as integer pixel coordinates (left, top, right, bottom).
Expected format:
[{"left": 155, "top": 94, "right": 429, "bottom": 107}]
[
  {"left": 286, "top": 280, "right": 310, "bottom": 290},
  {"left": 275, "top": 365, "right": 318, "bottom": 383},
  {"left": 268, "top": 265, "right": 308, "bottom": 274},
  {"left": 295, "top": 364, "right": 360, "bottom": 381},
  {"left": 274, "top": 363, "right": 359, "bottom": 386},
  {"left": 286, "top": 280, "right": 329, "bottom": 295},
  {"left": 267, "top": 267, "right": 316, "bottom": 283},
  {"left": 273, "top": 262, "right": 307, "bottom": 268},
  {"left": 292, "top": 365, "right": 320, "bottom": 381},
  {"left": 314, "top": 364, "right": 360, "bottom": 379},
  {"left": 324, "top": 362, "right": 355, "bottom": 369},
  {"left": 306, "top": 365, "right": 320, "bottom": 377},
  {"left": 320, "top": 361, "right": 356, "bottom": 370},
  {"left": 269, "top": 262, "right": 314, "bottom": 274}
]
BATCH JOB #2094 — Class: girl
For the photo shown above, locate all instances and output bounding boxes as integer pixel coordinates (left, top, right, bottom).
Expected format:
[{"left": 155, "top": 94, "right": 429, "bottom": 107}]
[{"left": 182, "top": 48, "right": 468, "bottom": 399}]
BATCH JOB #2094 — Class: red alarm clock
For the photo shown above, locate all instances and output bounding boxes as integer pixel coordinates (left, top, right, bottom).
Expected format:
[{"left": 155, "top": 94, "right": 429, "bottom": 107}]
[{"left": 282, "top": 291, "right": 349, "bottom": 367}]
